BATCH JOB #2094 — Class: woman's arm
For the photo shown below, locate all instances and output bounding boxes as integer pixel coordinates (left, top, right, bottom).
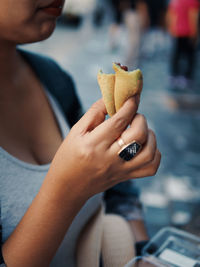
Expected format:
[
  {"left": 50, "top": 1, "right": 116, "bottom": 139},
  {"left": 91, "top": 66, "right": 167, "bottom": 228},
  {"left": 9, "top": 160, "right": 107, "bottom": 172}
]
[
  {"left": 2, "top": 168, "right": 88, "bottom": 267},
  {"left": 2, "top": 97, "right": 161, "bottom": 267}
]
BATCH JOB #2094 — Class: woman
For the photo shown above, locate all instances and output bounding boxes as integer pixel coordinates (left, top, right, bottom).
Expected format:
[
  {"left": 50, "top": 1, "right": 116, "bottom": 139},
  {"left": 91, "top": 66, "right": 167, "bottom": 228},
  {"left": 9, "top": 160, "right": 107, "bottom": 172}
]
[
  {"left": 0, "top": 0, "right": 161, "bottom": 266},
  {"left": 167, "top": 0, "right": 199, "bottom": 88}
]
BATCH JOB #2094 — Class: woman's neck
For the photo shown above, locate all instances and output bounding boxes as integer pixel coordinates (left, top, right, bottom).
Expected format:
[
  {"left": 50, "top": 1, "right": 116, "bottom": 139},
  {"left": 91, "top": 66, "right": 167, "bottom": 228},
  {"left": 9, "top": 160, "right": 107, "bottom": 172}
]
[
  {"left": 0, "top": 41, "right": 18, "bottom": 72},
  {"left": 0, "top": 41, "right": 27, "bottom": 96}
]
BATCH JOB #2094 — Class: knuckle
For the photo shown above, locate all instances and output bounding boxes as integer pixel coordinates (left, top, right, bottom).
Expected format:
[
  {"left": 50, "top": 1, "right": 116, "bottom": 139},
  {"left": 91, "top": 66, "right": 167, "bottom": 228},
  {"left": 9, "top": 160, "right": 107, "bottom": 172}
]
[
  {"left": 150, "top": 164, "right": 159, "bottom": 176},
  {"left": 136, "top": 113, "right": 147, "bottom": 125},
  {"left": 112, "top": 116, "right": 126, "bottom": 131},
  {"left": 94, "top": 112, "right": 104, "bottom": 124},
  {"left": 90, "top": 101, "right": 104, "bottom": 117},
  {"left": 157, "top": 150, "right": 161, "bottom": 158},
  {"left": 149, "top": 130, "right": 158, "bottom": 149},
  {"left": 144, "top": 146, "right": 155, "bottom": 163},
  {"left": 134, "top": 114, "right": 148, "bottom": 143},
  {"left": 79, "top": 140, "right": 94, "bottom": 161},
  {"left": 91, "top": 100, "right": 100, "bottom": 110},
  {"left": 157, "top": 150, "right": 162, "bottom": 164},
  {"left": 149, "top": 129, "right": 156, "bottom": 140},
  {"left": 70, "top": 123, "right": 79, "bottom": 133},
  {"left": 136, "top": 130, "right": 147, "bottom": 144},
  {"left": 149, "top": 151, "right": 161, "bottom": 176}
]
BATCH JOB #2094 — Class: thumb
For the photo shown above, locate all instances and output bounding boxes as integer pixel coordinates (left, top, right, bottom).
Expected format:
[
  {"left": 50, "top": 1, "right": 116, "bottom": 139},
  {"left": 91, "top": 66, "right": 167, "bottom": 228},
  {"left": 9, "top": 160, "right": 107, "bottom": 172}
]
[
  {"left": 90, "top": 95, "right": 140, "bottom": 145},
  {"left": 74, "top": 99, "right": 107, "bottom": 133}
]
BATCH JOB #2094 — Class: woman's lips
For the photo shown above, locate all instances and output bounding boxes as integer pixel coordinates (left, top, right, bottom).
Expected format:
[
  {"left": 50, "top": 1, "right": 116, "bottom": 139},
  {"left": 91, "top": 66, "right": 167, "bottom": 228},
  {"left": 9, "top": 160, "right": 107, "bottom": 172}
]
[{"left": 40, "top": 0, "right": 64, "bottom": 17}]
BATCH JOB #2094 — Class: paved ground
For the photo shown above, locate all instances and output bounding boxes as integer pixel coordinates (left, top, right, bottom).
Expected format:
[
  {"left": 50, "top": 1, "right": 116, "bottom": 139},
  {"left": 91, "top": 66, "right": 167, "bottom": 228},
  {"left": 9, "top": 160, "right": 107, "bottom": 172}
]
[{"left": 24, "top": 16, "right": 200, "bottom": 238}]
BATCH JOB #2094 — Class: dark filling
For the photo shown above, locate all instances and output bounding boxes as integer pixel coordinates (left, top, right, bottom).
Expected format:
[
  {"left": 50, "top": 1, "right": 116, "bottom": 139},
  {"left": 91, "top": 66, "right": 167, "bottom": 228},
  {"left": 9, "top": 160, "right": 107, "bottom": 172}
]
[{"left": 115, "top": 62, "right": 128, "bottom": 71}]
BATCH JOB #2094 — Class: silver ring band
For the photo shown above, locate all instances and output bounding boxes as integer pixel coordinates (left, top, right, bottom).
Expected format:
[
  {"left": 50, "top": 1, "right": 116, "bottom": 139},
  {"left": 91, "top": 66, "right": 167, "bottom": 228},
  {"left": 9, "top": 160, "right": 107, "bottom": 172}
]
[
  {"left": 117, "top": 137, "right": 125, "bottom": 148},
  {"left": 118, "top": 140, "right": 142, "bottom": 161}
]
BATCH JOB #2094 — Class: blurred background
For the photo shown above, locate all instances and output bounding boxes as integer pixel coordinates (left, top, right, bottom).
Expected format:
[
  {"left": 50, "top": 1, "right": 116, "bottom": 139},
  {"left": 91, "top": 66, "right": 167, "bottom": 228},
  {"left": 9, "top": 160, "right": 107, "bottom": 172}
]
[{"left": 23, "top": 0, "right": 200, "bottom": 237}]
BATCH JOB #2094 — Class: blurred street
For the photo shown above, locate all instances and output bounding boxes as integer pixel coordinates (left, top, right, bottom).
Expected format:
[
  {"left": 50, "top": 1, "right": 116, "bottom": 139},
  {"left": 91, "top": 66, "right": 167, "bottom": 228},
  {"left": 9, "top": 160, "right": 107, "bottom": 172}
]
[{"left": 24, "top": 13, "right": 200, "bottom": 237}]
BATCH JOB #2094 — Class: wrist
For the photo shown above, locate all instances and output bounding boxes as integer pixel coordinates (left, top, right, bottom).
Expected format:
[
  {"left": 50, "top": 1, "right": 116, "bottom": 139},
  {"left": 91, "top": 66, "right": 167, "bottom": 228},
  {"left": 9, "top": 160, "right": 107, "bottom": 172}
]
[
  {"left": 45, "top": 170, "right": 89, "bottom": 205},
  {"left": 47, "top": 158, "right": 91, "bottom": 201},
  {"left": 49, "top": 149, "right": 93, "bottom": 201}
]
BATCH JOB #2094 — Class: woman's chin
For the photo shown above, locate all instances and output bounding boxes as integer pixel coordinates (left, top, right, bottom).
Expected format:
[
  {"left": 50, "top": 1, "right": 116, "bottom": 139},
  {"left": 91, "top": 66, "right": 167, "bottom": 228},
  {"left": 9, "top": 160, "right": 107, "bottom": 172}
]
[
  {"left": 36, "top": 20, "right": 57, "bottom": 41},
  {"left": 19, "top": 20, "right": 57, "bottom": 44}
]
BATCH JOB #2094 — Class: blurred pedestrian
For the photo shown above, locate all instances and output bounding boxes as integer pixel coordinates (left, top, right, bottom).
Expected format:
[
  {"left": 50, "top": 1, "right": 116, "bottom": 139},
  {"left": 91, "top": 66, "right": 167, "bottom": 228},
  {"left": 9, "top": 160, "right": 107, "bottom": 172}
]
[
  {"left": 142, "top": 0, "right": 169, "bottom": 58},
  {"left": 167, "top": 0, "right": 199, "bottom": 90},
  {"left": 145, "top": 0, "right": 168, "bottom": 29},
  {"left": 108, "top": 0, "right": 149, "bottom": 68},
  {"left": 108, "top": 0, "right": 124, "bottom": 51},
  {"left": 124, "top": 0, "right": 149, "bottom": 68},
  {"left": 92, "top": 0, "right": 108, "bottom": 27}
]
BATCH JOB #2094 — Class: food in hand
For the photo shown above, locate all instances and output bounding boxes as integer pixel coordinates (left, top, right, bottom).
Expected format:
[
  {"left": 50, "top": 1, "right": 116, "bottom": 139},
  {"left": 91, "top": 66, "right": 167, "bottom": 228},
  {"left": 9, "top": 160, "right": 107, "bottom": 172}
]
[
  {"left": 98, "top": 63, "right": 143, "bottom": 116},
  {"left": 97, "top": 71, "right": 116, "bottom": 116}
]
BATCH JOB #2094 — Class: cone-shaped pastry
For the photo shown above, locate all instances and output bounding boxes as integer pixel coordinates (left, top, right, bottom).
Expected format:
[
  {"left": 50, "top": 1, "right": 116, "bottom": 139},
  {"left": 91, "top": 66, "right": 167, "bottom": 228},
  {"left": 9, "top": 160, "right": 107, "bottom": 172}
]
[
  {"left": 113, "top": 63, "right": 143, "bottom": 112},
  {"left": 97, "top": 70, "right": 116, "bottom": 117}
]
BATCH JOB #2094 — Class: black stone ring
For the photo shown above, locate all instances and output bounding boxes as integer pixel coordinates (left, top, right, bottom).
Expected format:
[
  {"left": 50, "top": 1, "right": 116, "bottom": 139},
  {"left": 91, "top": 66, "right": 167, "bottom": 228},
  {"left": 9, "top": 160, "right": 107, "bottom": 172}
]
[{"left": 118, "top": 140, "right": 142, "bottom": 161}]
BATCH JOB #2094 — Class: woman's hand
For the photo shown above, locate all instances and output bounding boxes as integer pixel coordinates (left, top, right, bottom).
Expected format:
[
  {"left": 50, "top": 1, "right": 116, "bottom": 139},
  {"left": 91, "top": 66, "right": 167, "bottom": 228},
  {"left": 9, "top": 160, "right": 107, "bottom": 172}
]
[
  {"left": 2, "top": 97, "right": 161, "bottom": 267},
  {"left": 50, "top": 97, "right": 161, "bottom": 199}
]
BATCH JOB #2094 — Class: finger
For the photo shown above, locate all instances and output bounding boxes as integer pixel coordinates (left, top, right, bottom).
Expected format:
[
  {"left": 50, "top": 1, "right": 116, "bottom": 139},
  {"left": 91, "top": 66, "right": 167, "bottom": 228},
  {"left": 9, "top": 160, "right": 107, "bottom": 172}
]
[
  {"left": 90, "top": 96, "right": 139, "bottom": 146},
  {"left": 74, "top": 99, "right": 107, "bottom": 133},
  {"left": 125, "top": 130, "right": 157, "bottom": 169},
  {"left": 110, "top": 129, "right": 157, "bottom": 169},
  {"left": 123, "top": 114, "right": 148, "bottom": 145},
  {"left": 124, "top": 149, "right": 161, "bottom": 180},
  {"left": 110, "top": 114, "right": 148, "bottom": 154}
]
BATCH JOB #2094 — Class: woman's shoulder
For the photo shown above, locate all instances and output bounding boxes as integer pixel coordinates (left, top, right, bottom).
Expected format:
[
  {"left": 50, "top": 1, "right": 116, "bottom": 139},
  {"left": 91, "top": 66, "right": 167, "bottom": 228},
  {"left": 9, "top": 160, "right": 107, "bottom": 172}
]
[
  {"left": 18, "top": 48, "right": 83, "bottom": 127},
  {"left": 18, "top": 48, "right": 77, "bottom": 97},
  {"left": 18, "top": 48, "right": 72, "bottom": 81}
]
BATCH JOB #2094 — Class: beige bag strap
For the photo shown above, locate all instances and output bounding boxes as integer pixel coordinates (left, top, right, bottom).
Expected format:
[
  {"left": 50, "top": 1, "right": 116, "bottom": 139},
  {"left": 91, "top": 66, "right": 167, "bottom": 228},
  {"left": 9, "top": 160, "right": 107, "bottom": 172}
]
[
  {"left": 76, "top": 207, "right": 104, "bottom": 267},
  {"left": 76, "top": 207, "right": 135, "bottom": 267}
]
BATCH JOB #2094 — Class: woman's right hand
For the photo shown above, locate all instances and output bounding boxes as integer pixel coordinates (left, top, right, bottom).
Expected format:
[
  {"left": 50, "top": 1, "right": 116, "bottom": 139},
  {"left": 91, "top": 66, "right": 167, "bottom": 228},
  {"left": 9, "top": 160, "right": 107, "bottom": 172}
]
[
  {"left": 49, "top": 97, "right": 161, "bottom": 199},
  {"left": 2, "top": 97, "right": 161, "bottom": 267}
]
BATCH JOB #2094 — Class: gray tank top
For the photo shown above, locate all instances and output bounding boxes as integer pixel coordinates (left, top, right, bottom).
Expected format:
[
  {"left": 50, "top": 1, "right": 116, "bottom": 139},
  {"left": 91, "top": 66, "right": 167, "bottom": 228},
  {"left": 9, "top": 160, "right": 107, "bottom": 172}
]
[{"left": 0, "top": 91, "right": 103, "bottom": 267}]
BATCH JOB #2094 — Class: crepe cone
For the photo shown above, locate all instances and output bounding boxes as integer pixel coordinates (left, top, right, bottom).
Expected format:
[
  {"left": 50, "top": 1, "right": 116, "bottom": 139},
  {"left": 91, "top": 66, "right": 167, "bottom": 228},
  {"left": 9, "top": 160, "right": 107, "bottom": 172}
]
[
  {"left": 113, "top": 63, "right": 143, "bottom": 112},
  {"left": 97, "top": 71, "right": 116, "bottom": 117}
]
